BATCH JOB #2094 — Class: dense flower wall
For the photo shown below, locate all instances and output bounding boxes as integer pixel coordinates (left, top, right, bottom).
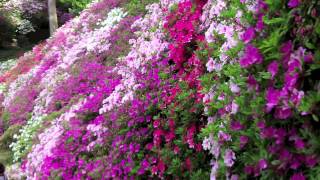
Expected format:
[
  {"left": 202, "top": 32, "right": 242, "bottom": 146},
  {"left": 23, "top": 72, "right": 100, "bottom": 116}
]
[{"left": 0, "top": 0, "right": 319, "bottom": 179}]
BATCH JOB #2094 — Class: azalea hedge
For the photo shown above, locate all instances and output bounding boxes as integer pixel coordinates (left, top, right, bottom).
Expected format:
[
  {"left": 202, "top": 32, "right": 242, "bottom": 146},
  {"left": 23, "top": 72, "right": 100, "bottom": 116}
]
[{"left": 0, "top": 0, "right": 319, "bottom": 179}]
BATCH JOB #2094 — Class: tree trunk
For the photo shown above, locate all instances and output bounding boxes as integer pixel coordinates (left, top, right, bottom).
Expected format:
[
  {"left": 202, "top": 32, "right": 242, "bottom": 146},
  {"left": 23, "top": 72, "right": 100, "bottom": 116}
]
[{"left": 48, "top": 0, "right": 58, "bottom": 35}]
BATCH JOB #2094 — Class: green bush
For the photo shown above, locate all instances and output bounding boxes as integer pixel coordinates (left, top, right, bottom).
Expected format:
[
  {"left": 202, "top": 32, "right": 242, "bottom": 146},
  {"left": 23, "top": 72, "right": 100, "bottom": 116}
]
[
  {"left": 0, "top": 124, "right": 22, "bottom": 150},
  {"left": 0, "top": 9, "right": 17, "bottom": 48},
  {"left": 59, "top": 0, "right": 93, "bottom": 14}
]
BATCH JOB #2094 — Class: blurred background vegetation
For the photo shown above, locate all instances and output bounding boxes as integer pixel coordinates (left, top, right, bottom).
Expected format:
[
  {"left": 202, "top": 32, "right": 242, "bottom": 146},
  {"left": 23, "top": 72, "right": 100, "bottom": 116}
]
[{"left": 0, "top": 0, "right": 93, "bottom": 63}]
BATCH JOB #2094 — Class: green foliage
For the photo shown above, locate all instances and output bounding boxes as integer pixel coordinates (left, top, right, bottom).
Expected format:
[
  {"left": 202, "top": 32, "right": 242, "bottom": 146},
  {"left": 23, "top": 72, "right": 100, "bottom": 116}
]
[
  {"left": 124, "top": 0, "right": 159, "bottom": 16},
  {"left": 1, "top": 111, "right": 10, "bottom": 129},
  {"left": 0, "top": 124, "right": 22, "bottom": 150},
  {"left": 0, "top": 9, "right": 17, "bottom": 48},
  {"left": 59, "top": 0, "right": 93, "bottom": 14}
]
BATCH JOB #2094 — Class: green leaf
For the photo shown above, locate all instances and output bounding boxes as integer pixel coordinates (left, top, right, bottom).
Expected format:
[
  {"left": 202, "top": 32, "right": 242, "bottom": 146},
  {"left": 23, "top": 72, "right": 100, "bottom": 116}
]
[{"left": 263, "top": 17, "right": 286, "bottom": 25}]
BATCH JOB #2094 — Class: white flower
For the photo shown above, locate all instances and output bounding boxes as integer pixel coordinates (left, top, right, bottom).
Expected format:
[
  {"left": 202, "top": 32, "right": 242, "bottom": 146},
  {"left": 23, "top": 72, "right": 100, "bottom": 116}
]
[{"left": 202, "top": 137, "right": 212, "bottom": 150}]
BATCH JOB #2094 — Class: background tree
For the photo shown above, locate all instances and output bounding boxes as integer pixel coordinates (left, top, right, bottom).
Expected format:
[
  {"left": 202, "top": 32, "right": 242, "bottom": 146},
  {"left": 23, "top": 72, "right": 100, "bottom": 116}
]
[{"left": 48, "top": 0, "right": 58, "bottom": 35}]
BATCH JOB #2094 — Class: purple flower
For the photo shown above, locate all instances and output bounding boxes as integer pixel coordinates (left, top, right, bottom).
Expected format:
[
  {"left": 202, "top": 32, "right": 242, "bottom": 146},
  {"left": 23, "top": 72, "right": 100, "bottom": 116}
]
[
  {"left": 230, "top": 174, "right": 239, "bottom": 180},
  {"left": 305, "top": 155, "right": 318, "bottom": 167},
  {"left": 288, "top": 0, "right": 300, "bottom": 8},
  {"left": 210, "top": 160, "right": 219, "bottom": 180},
  {"left": 304, "top": 53, "right": 314, "bottom": 63},
  {"left": 291, "top": 172, "right": 305, "bottom": 180},
  {"left": 257, "top": 121, "right": 266, "bottom": 129},
  {"left": 230, "top": 121, "right": 244, "bottom": 131},
  {"left": 294, "top": 138, "right": 305, "bottom": 149},
  {"left": 240, "top": 44, "right": 263, "bottom": 68},
  {"left": 247, "top": 75, "right": 259, "bottom": 91},
  {"left": 267, "top": 61, "right": 279, "bottom": 79},
  {"left": 244, "top": 165, "right": 254, "bottom": 175},
  {"left": 260, "top": 127, "right": 276, "bottom": 139},
  {"left": 241, "top": 27, "right": 256, "bottom": 43},
  {"left": 240, "top": 136, "right": 249, "bottom": 148},
  {"left": 218, "top": 131, "right": 231, "bottom": 142},
  {"left": 224, "top": 149, "right": 236, "bottom": 167},
  {"left": 281, "top": 41, "right": 293, "bottom": 55}
]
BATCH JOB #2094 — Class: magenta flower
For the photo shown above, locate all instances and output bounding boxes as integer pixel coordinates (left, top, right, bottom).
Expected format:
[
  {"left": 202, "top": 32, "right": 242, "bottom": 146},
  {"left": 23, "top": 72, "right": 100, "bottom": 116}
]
[
  {"left": 305, "top": 155, "right": 318, "bottom": 167},
  {"left": 230, "top": 121, "right": 244, "bottom": 131},
  {"left": 257, "top": 121, "right": 266, "bottom": 129},
  {"left": 267, "top": 61, "right": 279, "bottom": 79},
  {"left": 304, "top": 53, "right": 314, "bottom": 63},
  {"left": 288, "top": 0, "right": 300, "bottom": 8},
  {"left": 294, "top": 138, "right": 305, "bottom": 149},
  {"left": 244, "top": 165, "right": 254, "bottom": 175},
  {"left": 281, "top": 41, "right": 293, "bottom": 54},
  {"left": 265, "top": 88, "right": 281, "bottom": 112},
  {"left": 240, "top": 136, "right": 249, "bottom": 148},
  {"left": 242, "top": 27, "right": 256, "bottom": 43},
  {"left": 240, "top": 44, "right": 263, "bottom": 68},
  {"left": 275, "top": 106, "right": 292, "bottom": 119},
  {"left": 247, "top": 75, "right": 259, "bottom": 91},
  {"left": 258, "top": 159, "right": 268, "bottom": 170},
  {"left": 291, "top": 172, "right": 305, "bottom": 180},
  {"left": 256, "top": 14, "right": 265, "bottom": 31}
]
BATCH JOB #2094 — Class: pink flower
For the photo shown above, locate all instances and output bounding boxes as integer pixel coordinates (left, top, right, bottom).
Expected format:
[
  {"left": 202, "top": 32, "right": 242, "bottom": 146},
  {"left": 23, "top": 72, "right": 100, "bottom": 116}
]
[
  {"left": 231, "top": 101, "right": 239, "bottom": 114},
  {"left": 231, "top": 174, "right": 239, "bottom": 180},
  {"left": 224, "top": 149, "right": 236, "bottom": 167},
  {"left": 230, "top": 82, "right": 240, "bottom": 93},
  {"left": 153, "top": 119, "right": 161, "bottom": 128},
  {"left": 218, "top": 131, "right": 231, "bottom": 142}
]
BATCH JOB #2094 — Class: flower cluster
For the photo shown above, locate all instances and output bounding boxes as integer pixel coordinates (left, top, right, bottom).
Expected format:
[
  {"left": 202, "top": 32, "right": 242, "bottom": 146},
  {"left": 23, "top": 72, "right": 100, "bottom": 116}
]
[{"left": 4, "top": 0, "right": 46, "bottom": 15}]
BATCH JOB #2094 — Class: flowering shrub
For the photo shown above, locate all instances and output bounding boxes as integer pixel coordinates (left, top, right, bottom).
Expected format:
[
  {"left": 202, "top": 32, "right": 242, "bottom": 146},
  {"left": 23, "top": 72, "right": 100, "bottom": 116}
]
[
  {"left": 3, "top": 0, "right": 46, "bottom": 15},
  {"left": 0, "top": 0, "right": 319, "bottom": 179},
  {"left": 0, "top": 58, "right": 17, "bottom": 76},
  {"left": 200, "top": 0, "right": 320, "bottom": 179},
  {"left": 16, "top": 19, "right": 35, "bottom": 35}
]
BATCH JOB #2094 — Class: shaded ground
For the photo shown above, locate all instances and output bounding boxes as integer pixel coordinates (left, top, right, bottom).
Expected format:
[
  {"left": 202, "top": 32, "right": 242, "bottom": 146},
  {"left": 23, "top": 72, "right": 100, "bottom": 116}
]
[
  {"left": 0, "top": 46, "right": 32, "bottom": 62},
  {"left": 1, "top": 28, "right": 49, "bottom": 58}
]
